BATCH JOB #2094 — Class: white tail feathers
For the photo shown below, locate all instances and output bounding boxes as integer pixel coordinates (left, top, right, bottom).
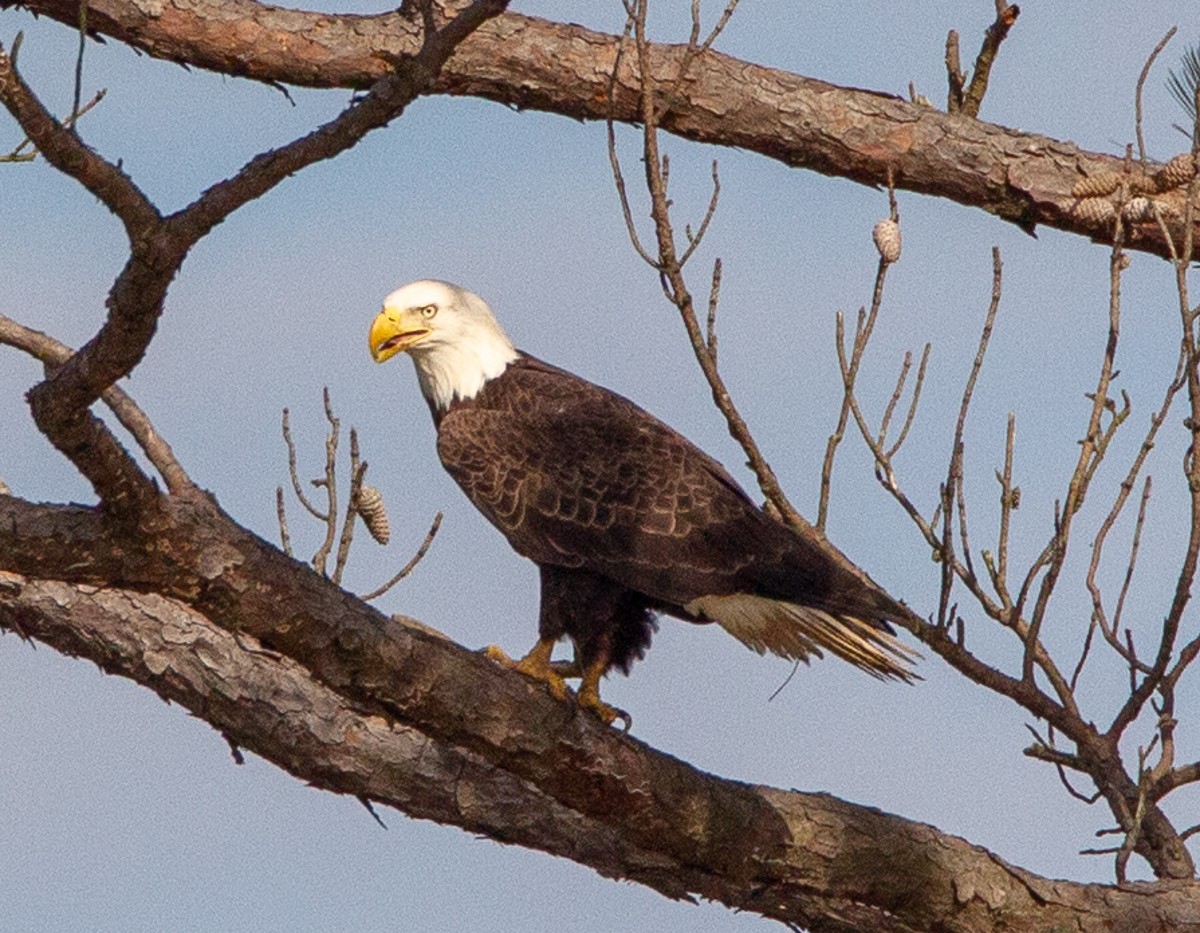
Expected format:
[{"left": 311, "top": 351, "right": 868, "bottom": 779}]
[{"left": 684, "top": 593, "right": 919, "bottom": 682}]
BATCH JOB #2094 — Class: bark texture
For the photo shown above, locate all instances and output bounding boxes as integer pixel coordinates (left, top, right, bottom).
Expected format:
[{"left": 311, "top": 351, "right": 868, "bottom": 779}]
[
  {"left": 5, "top": 0, "right": 1193, "bottom": 258},
  {"left": 5, "top": 1, "right": 1200, "bottom": 928},
  {"left": 3, "top": 510, "right": 1200, "bottom": 933}
]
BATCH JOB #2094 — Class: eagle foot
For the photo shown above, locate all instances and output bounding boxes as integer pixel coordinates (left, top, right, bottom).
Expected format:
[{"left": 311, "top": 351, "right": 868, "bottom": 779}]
[
  {"left": 577, "top": 687, "right": 632, "bottom": 733},
  {"left": 484, "top": 643, "right": 571, "bottom": 702}
]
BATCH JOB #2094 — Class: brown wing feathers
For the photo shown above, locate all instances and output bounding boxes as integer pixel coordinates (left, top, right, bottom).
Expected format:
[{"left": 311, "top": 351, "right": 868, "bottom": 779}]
[{"left": 437, "top": 354, "right": 917, "bottom": 681}]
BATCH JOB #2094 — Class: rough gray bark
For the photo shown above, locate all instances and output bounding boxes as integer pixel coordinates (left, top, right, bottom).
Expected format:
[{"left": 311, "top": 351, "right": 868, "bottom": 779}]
[
  {"left": 4, "top": 538, "right": 1200, "bottom": 933},
  {"left": 4, "top": 0, "right": 1191, "bottom": 258},
  {"left": 4, "top": 0, "right": 1200, "bottom": 928}
]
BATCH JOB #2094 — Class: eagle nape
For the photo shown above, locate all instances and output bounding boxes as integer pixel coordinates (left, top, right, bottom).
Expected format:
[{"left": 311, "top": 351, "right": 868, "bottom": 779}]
[{"left": 370, "top": 279, "right": 918, "bottom": 735}]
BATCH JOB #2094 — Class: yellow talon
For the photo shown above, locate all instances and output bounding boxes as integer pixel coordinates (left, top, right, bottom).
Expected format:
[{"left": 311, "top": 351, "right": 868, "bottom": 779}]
[
  {"left": 485, "top": 639, "right": 632, "bottom": 731},
  {"left": 485, "top": 639, "right": 571, "bottom": 701},
  {"left": 576, "top": 685, "right": 632, "bottom": 732},
  {"left": 484, "top": 644, "right": 515, "bottom": 665},
  {"left": 578, "top": 655, "right": 632, "bottom": 732}
]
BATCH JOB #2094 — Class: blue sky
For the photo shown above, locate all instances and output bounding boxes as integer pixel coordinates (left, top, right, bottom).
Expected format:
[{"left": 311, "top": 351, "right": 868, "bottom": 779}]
[{"left": 3, "top": 2, "right": 1200, "bottom": 930}]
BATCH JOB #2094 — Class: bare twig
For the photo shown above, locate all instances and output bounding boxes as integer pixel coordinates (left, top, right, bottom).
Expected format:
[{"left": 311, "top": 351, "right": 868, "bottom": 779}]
[
  {"left": 605, "top": 15, "right": 657, "bottom": 268},
  {"left": 945, "top": 29, "right": 965, "bottom": 113},
  {"left": 678, "top": 161, "right": 721, "bottom": 268},
  {"left": 73, "top": 0, "right": 88, "bottom": 124},
  {"left": 276, "top": 487, "right": 293, "bottom": 558},
  {"left": 0, "top": 313, "right": 193, "bottom": 494},
  {"left": 875, "top": 350, "right": 912, "bottom": 450},
  {"left": 884, "top": 344, "right": 930, "bottom": 460},
  {"left": 1110, "top": 167, "right": 1200, "bottom": 744},
  {"left": 1, "top": 88, "right": 103, "bottom": 163},
  {"left": 705, "top": 258, "right": 722, "bottom": 365},
  {"left": 1022, "top": 227, "right": 1128, "bottom": 689},
  {"left": 656, "top": 0, "right": 741, "bottom": 122},
  {"left": 991, "top": 412, "right": 1017, "bottom": 608},
  {"left": 819, "top": 200, "right": 897, "bottom": 531},
  {"left": 311, "top": 388, "right": 342, "bottom": 577},
  {"left": 936, "top": 248, "right": 1003, "bottom": 628},
  {"left": 360, "top": 512, "right": 444, "bottom": 601},
  {"left": 331, "top": 430, "right": 367, "bottom": 586},
  {"left": 1135, "top": 28, "right": 1178, "bottom": 164},
  {"left": 959, "top": 3, "right": 1020, "bottom": 119},
  {"left": 282, "top": 408, "right": 327, "bottom": 521},
  {"left": 615, "top": 0, "right": 807, "bottom": 532}
]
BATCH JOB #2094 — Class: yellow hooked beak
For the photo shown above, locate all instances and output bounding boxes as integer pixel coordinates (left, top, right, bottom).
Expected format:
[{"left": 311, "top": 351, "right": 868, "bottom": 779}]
[{"left": 369, "top": 307, "right": 431, "bottom": 363}]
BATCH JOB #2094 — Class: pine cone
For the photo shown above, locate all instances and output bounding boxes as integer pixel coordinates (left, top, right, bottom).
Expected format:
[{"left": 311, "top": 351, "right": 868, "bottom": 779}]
[
  {"left": 1072, "top": 172, "right": 1121, "bottom": 198},
  {"left": 357, "top": 484, "right": 391, "bottom": 545},
  {"left": 872, "top": 219, "right": 902, "bottom": 264},
  {"left": 1121, "top": 197, "right": 1154, "bottom": 222},
  {"left": 1074, "top": 197, "right": 1116, "bottom": 225},
  {"left": 1155, "top": 153, "right": 1196, "bottom": 192}
]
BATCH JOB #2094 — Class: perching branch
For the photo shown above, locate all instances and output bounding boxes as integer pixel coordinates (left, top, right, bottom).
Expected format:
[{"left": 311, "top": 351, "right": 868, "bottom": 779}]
[{"left": 2, "top": 500, "right": 1200, "bottom": 930}]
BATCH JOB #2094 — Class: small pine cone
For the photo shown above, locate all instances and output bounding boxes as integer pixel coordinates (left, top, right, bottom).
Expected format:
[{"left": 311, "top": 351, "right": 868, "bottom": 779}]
[
  {"left": 1074, "top": 197, "right": 1115, "bottom": 224},
  {"left": 1155, "top": 153, "right": 1196, "bottom": 191},
  {"left": 872, "top": 219, "right": 901, "bottom": 264},
  {"left": 357, "top": 484, "right": 391, "bottom": 545},
  {"left": 1132, "top": 175, "right": 1159, "bottom": 195},
  {"left": 1072, "top": 172, "right": 1121, "bottom": 198},
  {"left": 1121, "top": 197, "right": 1154, "bottom": 222}
]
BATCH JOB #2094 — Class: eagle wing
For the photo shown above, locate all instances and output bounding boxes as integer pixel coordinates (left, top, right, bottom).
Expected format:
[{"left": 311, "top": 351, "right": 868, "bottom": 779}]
[
  {"left": 436, "top": 357, "right": 868, "bottom": 613},
  {"left": 437, "top": 356, "right": 916, "bottom": 679}
]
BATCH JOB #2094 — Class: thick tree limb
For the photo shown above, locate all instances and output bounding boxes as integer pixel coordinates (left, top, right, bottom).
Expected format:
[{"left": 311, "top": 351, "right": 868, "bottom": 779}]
[
  {"left": 2, "top": 546, "right": 1199, "bottom": 932},
  {"left": 5, "top": 0, "right": 1200, "bottom": 920},
  {"left": 4, "top": 0, "right": 1194, "bottom": 259},
  {"left": 0, "top": 0, "right": 507, "bottom": 509},
  {"left": 0, "top": 313, "right": 193, "bottom": 494}
]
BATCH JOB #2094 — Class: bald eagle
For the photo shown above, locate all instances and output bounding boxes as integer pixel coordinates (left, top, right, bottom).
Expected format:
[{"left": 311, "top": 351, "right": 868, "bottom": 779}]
[{"left": 370, "top": 280, "right": 916, "bottom": 727}]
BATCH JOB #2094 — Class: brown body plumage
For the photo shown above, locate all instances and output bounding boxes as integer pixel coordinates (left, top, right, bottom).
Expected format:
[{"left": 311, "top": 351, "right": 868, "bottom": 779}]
[
  {"left": 370, "top": 281, "right": 916, "bottom": 726},
  {"left": 437, "top": 353, "right": 914, "bottom": 674}
]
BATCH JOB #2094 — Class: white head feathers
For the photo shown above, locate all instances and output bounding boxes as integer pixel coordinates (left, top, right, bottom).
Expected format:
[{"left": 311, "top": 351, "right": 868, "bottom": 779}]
[{"left": 375, "top": 280, "right": 519, "bottom": 413}]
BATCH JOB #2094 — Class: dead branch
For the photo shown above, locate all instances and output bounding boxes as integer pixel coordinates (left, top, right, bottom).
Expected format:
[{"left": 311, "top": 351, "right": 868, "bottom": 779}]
[
  {"left": 612, "top": 0, "right": 813, "bottom": 535},
  {"left": 282, "top": 408, "right": 327, "bottom": 522},
  {"left": 331, "top": 429, "right": 367, "bottom": 586},
  {"left": 275, "top": 487, "right": 293, "bottom": 557},
  {"left": 819, "top": 190, "right": 900, "bottom": 531},
  {"left": 1135, "top": 29, "right": 1177, "bottom": 164},
  {"left": 1, "top": 85, "right": 104, "bottom": 163},
  {"left": 0, "top": 0, "right": 510, "bottom": 510},
  {"left": 0, "top": 313, "right": 193, "bottom": 494},
  {"left": 12, "top": 0, "right": 1200, "bottom": 259},
  {"left": 3, "top": 503, "right": 1200, "bottom": 930},
  {"left": 360, "top": 511, "right": 444, "bottom": 601},
  {"left": 312, "top": 388, "right": 341, "bottom": 577},
  {"left": 279, "top": 394, "right": 404, "bottom": 585},
  {"left": 944, "top": 3, "right": 1020, "bottom": 118}
]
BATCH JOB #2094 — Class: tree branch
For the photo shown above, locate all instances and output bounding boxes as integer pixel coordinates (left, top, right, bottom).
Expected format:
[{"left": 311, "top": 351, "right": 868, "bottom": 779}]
[
  {"left": 6, "top": 0, "right": 1197, "bottom": 258},
  {"left": 2, "top": 528, "right": 1199, "bottom": 932}
]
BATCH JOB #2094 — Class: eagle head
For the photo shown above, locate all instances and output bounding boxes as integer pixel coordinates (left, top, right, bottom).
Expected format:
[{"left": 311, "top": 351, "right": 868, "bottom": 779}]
[{"left": 370, "top": 280, "right": 519, "bottom": 412}]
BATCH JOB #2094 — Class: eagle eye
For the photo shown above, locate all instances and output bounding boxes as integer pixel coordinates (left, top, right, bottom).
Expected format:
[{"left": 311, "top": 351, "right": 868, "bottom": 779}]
[{"left": 420, "top": 304, "right": 438, "bottom": 320}]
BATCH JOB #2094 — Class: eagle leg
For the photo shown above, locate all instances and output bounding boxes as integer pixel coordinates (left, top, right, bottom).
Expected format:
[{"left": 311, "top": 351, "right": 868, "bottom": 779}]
[
  {"left": 484, "top": 637, "right": 571, "bottom": 701},
  {"left": 576, "top": 653, "right": 632, "bottom": 733},
  {"left": 548, "top": 660, "right": 582, "bottom": 678}
]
